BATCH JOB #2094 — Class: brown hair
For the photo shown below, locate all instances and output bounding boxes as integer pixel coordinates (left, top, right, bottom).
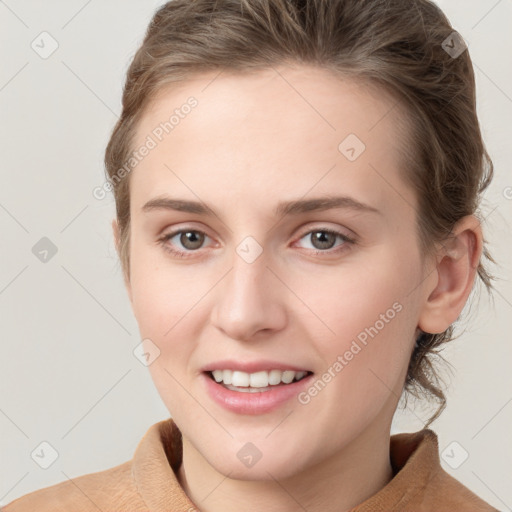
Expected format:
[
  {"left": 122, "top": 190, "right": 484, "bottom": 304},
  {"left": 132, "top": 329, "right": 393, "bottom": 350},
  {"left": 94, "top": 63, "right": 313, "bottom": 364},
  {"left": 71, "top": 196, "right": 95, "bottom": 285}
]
[{"left": 104, "top": 0, "right": 495, "bottom": 428}]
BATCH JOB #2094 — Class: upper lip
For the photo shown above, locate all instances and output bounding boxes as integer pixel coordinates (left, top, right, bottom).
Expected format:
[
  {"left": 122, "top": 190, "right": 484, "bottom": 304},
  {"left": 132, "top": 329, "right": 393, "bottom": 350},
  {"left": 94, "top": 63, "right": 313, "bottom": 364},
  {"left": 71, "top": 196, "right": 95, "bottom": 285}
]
[{"left": 201, "top": 359, "right": 312, "bottom": 374}]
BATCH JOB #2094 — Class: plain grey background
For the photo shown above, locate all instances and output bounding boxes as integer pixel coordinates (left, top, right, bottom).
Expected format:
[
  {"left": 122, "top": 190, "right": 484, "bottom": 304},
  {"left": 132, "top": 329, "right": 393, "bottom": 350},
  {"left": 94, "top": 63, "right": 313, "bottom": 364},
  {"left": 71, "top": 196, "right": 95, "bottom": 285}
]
[{"left": 1, "top": 0, "right": 511, "bottom": 509}]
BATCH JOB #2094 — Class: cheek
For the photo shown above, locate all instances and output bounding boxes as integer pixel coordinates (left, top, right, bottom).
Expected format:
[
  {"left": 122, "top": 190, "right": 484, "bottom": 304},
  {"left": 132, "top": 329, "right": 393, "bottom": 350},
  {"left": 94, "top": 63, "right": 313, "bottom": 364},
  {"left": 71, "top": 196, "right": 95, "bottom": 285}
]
[
  {"left": 312, "top": 249, "right": 417, "bottom": 330},
  {"left": 298, "top": 293, "right": 416, "bottom": 436},
  {"left": 129, "top": 262, "right": 203, "bottom": 415},
  {"left": 129, "top": 241, "right": 191, "bottom": 336},
  {"left": 128, "top": 270, "right": 191, "bottom": 381},
  {"left": 306, "top": 248, "right": 420, "bottom": 385}
]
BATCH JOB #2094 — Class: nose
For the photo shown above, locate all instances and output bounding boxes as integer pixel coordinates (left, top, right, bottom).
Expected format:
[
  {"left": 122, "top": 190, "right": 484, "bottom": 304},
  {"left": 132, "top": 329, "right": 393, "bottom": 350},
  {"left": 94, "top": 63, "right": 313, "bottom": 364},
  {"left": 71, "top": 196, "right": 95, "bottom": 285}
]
[{"left": 210, "top": 249, "right": 287, "bottom": 342}]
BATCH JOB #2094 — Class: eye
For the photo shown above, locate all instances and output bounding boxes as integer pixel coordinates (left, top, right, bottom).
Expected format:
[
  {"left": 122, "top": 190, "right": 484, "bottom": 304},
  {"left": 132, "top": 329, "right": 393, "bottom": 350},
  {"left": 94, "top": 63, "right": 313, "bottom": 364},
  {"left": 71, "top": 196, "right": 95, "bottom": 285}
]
[
  {"left": 158, "top": 226, "right": 356, "bottom": 259},
  {"left": 295, "top": 228, "right": 355, "bottom": 254},
  {"left": 158, "top": 229, "right": 212, "bottom": 258}
]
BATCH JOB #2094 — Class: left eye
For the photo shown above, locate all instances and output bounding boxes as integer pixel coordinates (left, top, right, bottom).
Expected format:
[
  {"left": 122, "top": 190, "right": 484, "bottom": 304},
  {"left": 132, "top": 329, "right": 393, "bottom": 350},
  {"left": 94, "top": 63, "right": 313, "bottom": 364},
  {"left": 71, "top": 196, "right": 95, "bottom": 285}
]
[
  {"left": 158, "top": 228, "right": 354, "bottom": 257},
  {"left": 296, "top": 229, "right": 353, "bottom": 252}
]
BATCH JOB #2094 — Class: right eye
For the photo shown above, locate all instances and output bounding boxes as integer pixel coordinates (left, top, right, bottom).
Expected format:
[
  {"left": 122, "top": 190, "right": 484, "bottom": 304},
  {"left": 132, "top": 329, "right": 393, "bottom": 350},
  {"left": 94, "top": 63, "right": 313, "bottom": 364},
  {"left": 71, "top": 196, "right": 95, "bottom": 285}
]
[{"left": 158, "top": 229, "right": 213, "bottom": 258}]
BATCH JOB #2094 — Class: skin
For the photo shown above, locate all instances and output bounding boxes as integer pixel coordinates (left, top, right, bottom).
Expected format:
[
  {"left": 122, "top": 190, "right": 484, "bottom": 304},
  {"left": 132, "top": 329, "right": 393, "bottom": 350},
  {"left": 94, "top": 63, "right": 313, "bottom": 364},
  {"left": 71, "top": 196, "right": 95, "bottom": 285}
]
[{"left": 112, "top": 64, "right": 482, "bottom": 512}]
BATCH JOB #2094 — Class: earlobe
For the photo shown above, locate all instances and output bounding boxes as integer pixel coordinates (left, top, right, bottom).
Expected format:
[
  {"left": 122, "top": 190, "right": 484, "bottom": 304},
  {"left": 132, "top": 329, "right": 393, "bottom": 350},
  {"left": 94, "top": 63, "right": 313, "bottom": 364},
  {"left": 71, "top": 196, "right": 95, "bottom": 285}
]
[{"left": 417, "top": 215, "right": 483, "bottom": 335}]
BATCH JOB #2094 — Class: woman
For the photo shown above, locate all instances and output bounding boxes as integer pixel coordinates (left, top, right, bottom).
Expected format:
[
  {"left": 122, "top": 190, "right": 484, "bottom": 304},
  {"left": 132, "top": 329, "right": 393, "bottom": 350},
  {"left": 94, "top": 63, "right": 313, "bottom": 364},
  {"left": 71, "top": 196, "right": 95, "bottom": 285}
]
[{"left": 4, "top": 0, "right": 499, "bottom": 510}]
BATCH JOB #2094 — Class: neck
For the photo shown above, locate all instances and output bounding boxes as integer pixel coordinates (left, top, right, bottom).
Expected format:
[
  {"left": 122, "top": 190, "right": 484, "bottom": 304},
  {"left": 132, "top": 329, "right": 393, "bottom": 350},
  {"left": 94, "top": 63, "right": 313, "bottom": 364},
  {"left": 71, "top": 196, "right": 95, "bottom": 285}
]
[{"left": 177, "top": 420, "right": 394, "bottom": 512}]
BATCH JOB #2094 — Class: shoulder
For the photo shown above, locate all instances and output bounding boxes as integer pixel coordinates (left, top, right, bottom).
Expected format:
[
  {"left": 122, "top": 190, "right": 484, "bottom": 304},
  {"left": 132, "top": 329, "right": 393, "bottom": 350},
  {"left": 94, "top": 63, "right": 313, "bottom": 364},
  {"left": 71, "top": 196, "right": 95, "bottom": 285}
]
[{"left": 2, "top": 460, "right": 146, "bottom": 512}]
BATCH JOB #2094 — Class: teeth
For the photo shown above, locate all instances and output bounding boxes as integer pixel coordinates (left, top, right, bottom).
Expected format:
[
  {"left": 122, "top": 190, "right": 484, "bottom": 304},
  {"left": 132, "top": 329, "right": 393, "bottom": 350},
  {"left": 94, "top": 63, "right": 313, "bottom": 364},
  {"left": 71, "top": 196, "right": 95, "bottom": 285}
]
[
  {"left": 210, "top": 369, "right": 308, "bottom": 388},
  {"left": 268, "top": 369, "right": 282, "bottom": 385},
  {"left": 232, "top": 371, "right": 250, "bottom": 387}
]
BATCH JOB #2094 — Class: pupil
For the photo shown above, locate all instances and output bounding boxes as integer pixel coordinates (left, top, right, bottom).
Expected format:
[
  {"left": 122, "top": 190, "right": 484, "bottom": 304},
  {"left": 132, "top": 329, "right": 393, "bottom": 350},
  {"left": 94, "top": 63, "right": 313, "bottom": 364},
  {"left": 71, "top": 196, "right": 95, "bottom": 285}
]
[
  {"left": 313, "top": 231, "right": 335, "bottom": 249},
  {"left": 181, "top": 231, "right": 203, "bottom": 249}
]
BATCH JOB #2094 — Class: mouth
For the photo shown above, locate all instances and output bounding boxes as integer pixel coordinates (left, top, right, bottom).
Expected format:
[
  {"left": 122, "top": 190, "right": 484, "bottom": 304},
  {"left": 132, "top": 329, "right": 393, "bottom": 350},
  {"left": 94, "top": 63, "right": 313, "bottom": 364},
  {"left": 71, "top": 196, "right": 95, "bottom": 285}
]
[
  {"left": 204, "top": 369, "right": 314, "bottom": 393},
  {"left": 201, "top": 367, "right": 316, "bottom": 414}
]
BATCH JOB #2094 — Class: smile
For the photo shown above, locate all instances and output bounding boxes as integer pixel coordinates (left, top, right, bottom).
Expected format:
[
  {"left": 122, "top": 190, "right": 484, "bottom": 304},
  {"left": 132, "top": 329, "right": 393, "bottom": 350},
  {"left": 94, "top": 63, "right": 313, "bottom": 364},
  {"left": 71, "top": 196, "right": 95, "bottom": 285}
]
[
  {"left": 202, "top": 369, "right": 315, "bottom": 414},
  {"left": 208, "top": 369, "right": 311, "bottom": 390}
]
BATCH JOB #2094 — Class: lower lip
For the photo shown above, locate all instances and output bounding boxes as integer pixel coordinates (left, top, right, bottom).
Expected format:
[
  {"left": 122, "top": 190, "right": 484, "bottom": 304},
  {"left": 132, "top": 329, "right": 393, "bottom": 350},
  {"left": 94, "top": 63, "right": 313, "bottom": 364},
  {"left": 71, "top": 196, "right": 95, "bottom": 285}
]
[{"left": 201, "top": 372, "right": 314, "bottom": 415}]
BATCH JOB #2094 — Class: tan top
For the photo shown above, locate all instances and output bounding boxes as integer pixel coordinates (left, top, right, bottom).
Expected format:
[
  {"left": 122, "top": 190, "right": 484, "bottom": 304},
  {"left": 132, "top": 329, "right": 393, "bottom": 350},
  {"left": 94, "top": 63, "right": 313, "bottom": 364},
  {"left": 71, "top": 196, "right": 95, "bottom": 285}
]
[{"left": 3, "top": 417, "right": 498, "bottom": 511}]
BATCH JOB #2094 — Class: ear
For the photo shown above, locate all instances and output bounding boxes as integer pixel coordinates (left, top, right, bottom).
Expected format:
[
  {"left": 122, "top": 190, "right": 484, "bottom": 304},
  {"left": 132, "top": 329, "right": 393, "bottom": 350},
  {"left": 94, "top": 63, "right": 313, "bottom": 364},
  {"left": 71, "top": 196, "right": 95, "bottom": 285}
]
[
  {"left": 417, "top": 215, "right": 483, "bottom": 334},
  {"left": 112, "top": 218, "right": 132, "bottom": 303}
]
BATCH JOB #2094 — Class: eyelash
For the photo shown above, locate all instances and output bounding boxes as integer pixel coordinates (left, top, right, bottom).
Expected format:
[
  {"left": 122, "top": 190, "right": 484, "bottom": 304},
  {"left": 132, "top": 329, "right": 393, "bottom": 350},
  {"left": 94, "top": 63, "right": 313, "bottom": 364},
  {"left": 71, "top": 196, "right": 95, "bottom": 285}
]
[{"left": 157, "top": 227, "right": 356, "bottom": 259}]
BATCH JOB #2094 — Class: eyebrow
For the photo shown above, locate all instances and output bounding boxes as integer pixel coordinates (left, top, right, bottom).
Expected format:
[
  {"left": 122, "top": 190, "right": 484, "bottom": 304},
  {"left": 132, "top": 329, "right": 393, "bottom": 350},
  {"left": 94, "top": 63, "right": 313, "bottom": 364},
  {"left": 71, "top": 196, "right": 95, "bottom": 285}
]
[{"left": 142, "top": 195, "right": 380, "bottom": 218}]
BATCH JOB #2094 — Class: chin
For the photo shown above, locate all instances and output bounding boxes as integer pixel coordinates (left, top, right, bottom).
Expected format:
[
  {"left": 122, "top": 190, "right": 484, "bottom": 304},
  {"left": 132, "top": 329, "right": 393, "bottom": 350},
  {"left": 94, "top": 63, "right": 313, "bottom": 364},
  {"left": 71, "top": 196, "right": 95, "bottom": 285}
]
[
  {"left": 213, "top": 459, "right": 303, "bottom": 482},
  {"left": 204, "top": 440, "right": 310, "bottom": 482}
]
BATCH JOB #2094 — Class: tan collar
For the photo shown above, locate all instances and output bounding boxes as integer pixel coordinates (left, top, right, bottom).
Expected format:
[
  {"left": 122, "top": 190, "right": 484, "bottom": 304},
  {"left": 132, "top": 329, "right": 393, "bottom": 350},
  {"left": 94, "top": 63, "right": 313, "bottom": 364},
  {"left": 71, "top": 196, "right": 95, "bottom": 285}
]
[
  {"left": 351, "top": 428, "right": 440, "bottom": 511},
  {"left": 132, "top": 418, "right": 193, "bottom": 510},
  {"left": 132, "top": 417, "right": 440, "bottom": 511}
]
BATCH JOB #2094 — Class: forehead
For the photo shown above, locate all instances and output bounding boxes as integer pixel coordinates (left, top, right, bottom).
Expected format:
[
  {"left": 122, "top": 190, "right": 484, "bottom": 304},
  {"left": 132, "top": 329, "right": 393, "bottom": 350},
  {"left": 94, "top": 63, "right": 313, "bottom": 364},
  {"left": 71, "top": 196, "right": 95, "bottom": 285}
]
[{"left": 129, "top": 65, "right": 413, "bottom": 218}]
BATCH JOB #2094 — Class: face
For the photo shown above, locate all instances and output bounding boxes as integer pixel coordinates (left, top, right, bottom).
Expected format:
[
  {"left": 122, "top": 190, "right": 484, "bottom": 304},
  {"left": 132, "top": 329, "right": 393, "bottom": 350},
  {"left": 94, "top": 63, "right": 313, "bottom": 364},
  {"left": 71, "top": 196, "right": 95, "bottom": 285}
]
[{"left": 123, "top": 65, "right": 432, "bottom": 480}]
